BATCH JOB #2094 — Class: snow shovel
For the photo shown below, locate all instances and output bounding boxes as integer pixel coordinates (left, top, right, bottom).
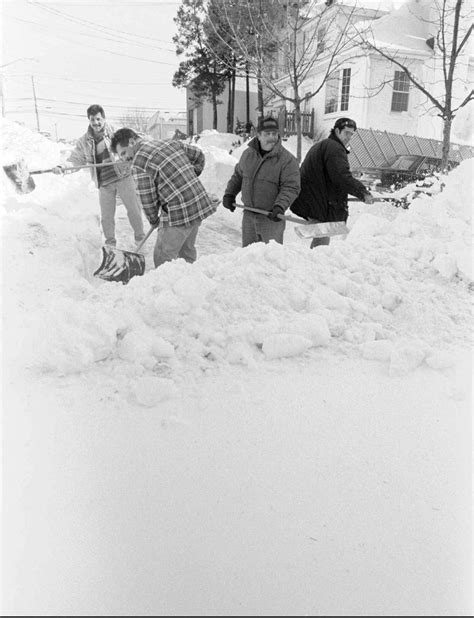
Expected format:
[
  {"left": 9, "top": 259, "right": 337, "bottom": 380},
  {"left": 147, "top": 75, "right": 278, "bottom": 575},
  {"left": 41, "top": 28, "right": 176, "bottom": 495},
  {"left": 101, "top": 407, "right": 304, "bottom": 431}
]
[
  {"left": 348, "top": 194, "right": 408, "bottom": 207},
  {"left": 3, "top": 160, "right": 130, "bottom": 195},
  {"left": 293, "top": 194, "right": 409, "bottom": 240},
  {"left": 235, "top": 203, "right": 305, "bottom": 224},
  {"left": 93, "top": 224, "right": 157, "bottom": 285},
  {"left": 293, "top": 220, "right": 349, "bottom": 239},
  {"left": 234, "top": 203, "right": 348, "bottom": 239}
]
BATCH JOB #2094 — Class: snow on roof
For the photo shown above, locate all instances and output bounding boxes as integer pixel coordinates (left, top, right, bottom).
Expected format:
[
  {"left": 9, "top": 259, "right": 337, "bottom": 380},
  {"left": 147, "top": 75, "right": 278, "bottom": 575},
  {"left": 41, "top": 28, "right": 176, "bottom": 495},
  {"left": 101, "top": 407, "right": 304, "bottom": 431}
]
[{"left": 365, "top": 0, "right": 434, "bottom": 53}]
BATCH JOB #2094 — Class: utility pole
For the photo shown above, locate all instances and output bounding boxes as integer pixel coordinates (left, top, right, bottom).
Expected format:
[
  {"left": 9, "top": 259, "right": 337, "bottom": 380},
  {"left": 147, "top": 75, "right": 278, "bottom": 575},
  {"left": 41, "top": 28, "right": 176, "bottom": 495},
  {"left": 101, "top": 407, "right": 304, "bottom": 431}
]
[
  {"left": 0, "top": 74, "right": 4, "bottom": 117},
  {"left": 31, "top": 74, "right": 40, "bottom": 132},
  {"left": 245, "top": 61, "right": 250, "bottom": 132},
  {"left": 0, "top": 58, "right": 37, "bottom": 120}
]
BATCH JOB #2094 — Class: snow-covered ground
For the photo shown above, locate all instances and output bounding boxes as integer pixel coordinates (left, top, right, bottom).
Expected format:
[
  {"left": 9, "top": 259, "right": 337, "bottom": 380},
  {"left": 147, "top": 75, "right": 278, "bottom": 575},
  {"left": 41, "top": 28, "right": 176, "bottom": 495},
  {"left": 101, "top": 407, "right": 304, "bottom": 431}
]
[{"left": 1, "top": 120, "right": 472, "bottom": 616}]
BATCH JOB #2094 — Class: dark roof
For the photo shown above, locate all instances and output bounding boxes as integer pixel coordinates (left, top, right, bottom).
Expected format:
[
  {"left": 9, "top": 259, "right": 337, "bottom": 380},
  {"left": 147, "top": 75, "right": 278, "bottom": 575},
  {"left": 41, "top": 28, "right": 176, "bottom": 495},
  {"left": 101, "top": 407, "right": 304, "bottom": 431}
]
[{"left": 348, "top": 127, "right": 474, "bottom": 170}]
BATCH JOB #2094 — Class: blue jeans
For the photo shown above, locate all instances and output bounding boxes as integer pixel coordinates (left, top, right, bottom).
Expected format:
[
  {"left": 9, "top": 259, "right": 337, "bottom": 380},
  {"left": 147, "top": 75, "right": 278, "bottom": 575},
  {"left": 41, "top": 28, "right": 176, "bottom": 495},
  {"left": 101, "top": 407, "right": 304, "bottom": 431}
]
[
  {"left": 98, "top": 176, "right": 145, "bottom": 245},
  {"left": 154, "top": 221, "right": 201, "bottom": 267},
  {"left": 241, "top": 210, "right": 285, "bottom": 247}
]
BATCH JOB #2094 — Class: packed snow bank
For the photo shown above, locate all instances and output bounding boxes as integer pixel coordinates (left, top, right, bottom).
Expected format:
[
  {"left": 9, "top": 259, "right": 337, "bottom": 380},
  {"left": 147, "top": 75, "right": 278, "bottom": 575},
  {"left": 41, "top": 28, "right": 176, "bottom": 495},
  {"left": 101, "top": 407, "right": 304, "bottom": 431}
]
[
  {"left": 0, "top": 117, "right": 64, "bottom": 168},
  {"left": 1, "top": 120, "right": 472, "bottom": 617},
  {"left": 2, "top": 120, "right": 472, "bottom": 392},
  {"left": 193, "top": 129, "right": 242, "bottom": 152}
]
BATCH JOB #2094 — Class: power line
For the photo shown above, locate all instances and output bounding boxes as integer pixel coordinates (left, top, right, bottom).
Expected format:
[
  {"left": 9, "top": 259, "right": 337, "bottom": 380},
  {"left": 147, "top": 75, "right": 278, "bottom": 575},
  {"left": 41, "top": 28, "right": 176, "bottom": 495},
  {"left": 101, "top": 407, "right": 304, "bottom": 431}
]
[
  {"left": 11, "top": 103, "right": 186, "bottom": 112},
  {"left": 5, "top": 15, "right": 178, "bottom": 66},
  {"left": 9, "top": 108, "right": 185, "bottom": 118},
  {"left": 5, "top": 73, "right": 176, "bottom": 86},
  {"left": 36, "top": 98, "right": 167, "bottom": 110},
  {"left": 8, "top": 11, "right": 175, "bottom": 54},
  {"left": 27, "top": 0, "right": 177, "bottom": 48},
  {"left": 28, "top": 1, "right": 180, "bottom": 5}
]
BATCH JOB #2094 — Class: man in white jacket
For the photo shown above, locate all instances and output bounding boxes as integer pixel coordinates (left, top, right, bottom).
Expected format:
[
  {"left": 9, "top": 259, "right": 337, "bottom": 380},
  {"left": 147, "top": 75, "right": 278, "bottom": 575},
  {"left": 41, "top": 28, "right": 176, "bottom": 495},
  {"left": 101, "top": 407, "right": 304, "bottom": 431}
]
[{"left": 53, "top": 104, "right": 145, "bottom": 247}]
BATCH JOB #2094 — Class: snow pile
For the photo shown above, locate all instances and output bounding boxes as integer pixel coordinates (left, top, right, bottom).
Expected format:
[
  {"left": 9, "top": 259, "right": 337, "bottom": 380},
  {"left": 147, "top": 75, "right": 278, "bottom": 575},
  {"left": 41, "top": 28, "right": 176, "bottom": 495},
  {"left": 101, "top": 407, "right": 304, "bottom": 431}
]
[
  {"left": 193, "top": 129, "right": 242, "bottom": 152},
  {"left": 0, "top": 117, "right": 63, "bottom": 168},
  {"left": 2, "top": 121, "right": 472, "bottom": 618},
  {"left": 1, "top": 117, "right": 85, "bottom": 203},
  {"left": 1, "top": 121, "right": 472, "bottom": 395},
  {"left": 198, "top": 145, "right": 240, "bottom": 199}
]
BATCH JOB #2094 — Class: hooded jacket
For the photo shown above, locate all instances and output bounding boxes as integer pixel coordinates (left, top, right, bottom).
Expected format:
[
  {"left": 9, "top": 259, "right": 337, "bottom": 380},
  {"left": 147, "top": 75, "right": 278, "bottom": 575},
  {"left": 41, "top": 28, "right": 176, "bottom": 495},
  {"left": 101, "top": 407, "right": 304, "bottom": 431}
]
[
  {"left": 290, "top": 133, "right": 370, "bottom": 222},
  {"left": 224, "top": 137, "right": 300, "bottom": 213}
]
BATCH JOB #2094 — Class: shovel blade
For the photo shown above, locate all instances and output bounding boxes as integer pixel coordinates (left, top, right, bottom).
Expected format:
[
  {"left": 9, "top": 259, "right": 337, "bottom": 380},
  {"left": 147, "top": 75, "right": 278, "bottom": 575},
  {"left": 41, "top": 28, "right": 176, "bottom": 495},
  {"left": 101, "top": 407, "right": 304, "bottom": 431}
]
[
  {"left": 3, "top": 162, "right": 36, "bottom": 194},
  {"left": 294, "top": 220, "right": 349, "bottom": 239},
  {"left": 93, "top": 245, "right": 146, "bottom": 284}
]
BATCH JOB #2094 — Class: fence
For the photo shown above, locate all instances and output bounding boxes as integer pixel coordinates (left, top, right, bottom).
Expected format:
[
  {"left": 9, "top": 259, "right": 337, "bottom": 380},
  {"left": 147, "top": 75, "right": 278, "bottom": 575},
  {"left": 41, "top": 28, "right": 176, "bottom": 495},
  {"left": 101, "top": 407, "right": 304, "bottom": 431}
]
[{"left": 278, "top": 109, "right": 314, "bottom": 138}]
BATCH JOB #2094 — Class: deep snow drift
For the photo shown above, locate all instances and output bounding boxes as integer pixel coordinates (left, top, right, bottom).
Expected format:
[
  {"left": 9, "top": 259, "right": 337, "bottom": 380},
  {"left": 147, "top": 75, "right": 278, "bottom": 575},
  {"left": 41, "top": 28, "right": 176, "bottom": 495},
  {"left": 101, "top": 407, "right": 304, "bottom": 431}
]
[{"left": 1, "top": 119, "right": 472, "bottom": 616}]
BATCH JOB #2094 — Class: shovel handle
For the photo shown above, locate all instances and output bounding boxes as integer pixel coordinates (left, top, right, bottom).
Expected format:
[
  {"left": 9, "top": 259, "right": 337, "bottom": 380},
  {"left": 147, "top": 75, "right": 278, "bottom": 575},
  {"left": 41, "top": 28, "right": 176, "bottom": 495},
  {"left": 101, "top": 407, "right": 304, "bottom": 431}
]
[
  {"left": 30, "top": 162, "right": 131, "bottom": 174},
  {"left": 348, "top": 195, "right": 396, "bottom": 202},
  {"left": 135, "top": 223, "right": 158, "bottom": 253},
  {"left": 235, "top": 203, "right": 306, "bottom": 225}
]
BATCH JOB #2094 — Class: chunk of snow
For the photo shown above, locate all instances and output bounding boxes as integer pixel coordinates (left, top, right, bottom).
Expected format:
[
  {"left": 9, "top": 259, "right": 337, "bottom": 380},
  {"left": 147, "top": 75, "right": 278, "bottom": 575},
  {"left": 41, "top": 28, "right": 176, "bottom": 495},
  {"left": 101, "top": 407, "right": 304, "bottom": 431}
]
[
  {"left": 389, "top": 341, "right": 426, "bottom": 376},
  {"left": 361, "top": 340, "right": 393, "bottom": 361},
  {"left": 262, "top": 334, "right": 313, "bottom": 359},
  {"left": 133, "top": 377, "right": 177, "bottom": 407}
]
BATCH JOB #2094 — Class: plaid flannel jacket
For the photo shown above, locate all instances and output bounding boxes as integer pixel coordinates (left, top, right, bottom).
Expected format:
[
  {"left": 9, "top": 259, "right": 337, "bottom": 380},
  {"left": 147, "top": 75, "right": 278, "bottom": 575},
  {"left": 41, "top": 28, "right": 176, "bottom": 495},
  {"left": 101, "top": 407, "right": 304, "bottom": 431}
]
[{"left": 131, "top": 138, "right": 216, "bottom": 226}]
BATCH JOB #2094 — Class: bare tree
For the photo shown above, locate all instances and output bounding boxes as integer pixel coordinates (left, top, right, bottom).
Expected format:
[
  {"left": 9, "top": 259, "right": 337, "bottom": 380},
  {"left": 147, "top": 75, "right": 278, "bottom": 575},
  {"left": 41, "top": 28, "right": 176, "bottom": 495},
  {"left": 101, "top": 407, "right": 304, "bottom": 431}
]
[
  {"left": 173, "top": 0, "right": 233, "bottom": 130},
  {"left": 118, "top": 109, "right": 152, "bottom": 134},
  {"left": 359, "top": 0, "right": 473, "bottom": 169},
  {"left": 211, "top": 0, "right": 362, "bottom": 161}
]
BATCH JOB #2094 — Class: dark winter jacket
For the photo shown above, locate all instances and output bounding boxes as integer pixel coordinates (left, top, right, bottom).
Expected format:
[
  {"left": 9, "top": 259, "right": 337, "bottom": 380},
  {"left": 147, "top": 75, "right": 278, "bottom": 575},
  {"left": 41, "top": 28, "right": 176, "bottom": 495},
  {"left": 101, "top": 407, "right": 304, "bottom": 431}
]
[
  {"left": 290, "top": 133, "right": 370, "bottom": 222},
  {"left": 224, "top": 137, "right": 300, "bottom": 213}
]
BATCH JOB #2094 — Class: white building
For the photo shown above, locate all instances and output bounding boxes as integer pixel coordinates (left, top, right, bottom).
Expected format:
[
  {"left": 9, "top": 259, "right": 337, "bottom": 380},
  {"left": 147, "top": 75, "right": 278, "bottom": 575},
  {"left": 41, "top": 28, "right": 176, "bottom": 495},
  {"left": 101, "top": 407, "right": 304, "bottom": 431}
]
[
  {"left": 266, "top": 0, "right": 473, "bottom": 145},
  {"left": 147, "top": 111, "right": 187, "bottom": 140},
  {"left": 186, "top": 75, "right": 259, "bottom": 137}
]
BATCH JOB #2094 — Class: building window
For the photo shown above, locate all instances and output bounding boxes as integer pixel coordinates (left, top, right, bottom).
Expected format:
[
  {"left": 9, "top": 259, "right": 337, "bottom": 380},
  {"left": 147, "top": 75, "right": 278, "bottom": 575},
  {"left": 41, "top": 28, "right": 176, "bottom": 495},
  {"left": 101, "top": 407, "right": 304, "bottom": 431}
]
[
  {"left": 325, "top": 73, "right": 339, "bottom": 113},
  {"left": 324, "top": 68, "right": 351, "bottom": 114},
  {"left": 303, "top": 91, "right": 311, "bottom": 113},
  {"left": 340, "top": 68, "right": 351, "bottom": 111},
  {"left": 391, "top": 71, "right": 410, "bottom": 112},
  {"left": 317, "top": 27, "right": 325, "bottom": 55}
]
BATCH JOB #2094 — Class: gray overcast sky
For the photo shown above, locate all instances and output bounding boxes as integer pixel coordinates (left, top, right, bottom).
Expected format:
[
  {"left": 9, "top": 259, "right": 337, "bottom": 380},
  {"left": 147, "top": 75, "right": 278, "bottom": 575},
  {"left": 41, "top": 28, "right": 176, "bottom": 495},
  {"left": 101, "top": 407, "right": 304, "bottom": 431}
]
[
  {"left": 1, "top": 0, "right": 185, "bottom": 139},
  {"left": 1, "top": 0, "right": 408, "bottom": 139}
]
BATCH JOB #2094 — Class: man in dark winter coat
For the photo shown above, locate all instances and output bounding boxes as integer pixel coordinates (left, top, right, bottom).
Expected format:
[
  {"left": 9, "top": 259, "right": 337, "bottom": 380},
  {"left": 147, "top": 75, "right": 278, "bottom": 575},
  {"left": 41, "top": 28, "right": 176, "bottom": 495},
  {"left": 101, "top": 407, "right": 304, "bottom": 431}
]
[
  {"left": 291, "top": 117, "right": 374, "bottom": 247},
  {"left": 222, "top": 116, "right": 300, "bottom": 247}
]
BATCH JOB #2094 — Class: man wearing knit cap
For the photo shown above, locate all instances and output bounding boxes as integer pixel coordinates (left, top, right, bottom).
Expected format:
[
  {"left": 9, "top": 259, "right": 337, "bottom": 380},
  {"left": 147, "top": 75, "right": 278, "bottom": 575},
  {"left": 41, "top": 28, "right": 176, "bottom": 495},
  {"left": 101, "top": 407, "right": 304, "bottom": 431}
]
[
  {"left": 291, "top": 117, "right": 374, "bottom": 247},
  {"left": 222, "top": 115, "right": 300, "bottom": 247}
]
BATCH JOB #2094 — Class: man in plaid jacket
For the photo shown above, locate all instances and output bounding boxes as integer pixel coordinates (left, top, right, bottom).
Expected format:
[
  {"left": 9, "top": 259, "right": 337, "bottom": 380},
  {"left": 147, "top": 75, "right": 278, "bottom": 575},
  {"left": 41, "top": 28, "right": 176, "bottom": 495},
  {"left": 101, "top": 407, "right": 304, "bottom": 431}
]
[{"left": 111, "top": 128, "right": 217, "bottom": 268}]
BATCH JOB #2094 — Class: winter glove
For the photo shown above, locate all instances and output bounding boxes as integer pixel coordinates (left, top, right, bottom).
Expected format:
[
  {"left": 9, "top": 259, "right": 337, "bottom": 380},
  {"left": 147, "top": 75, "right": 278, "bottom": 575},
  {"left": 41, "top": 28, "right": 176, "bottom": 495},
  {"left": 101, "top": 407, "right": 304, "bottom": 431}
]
[
  {"left": 222, "top": 194, "right": 236, "bottom": 212},
  {"left": 364, "top": 193, "right": 375, "bottom": 205},
  {"left": 267, "top": 204, "right": 285, "bottom": 222}
]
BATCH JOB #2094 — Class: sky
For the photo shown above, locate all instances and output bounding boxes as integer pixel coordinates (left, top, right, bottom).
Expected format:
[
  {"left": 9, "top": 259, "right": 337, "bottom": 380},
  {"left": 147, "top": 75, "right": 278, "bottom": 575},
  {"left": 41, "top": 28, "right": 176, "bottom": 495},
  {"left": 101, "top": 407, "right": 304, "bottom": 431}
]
[
  {"left": 0, "top": 0, "right": 186, "bottom": 140},
  {"left": 1, "top": 118, "right": 472, "bottom": 615},
  {"left": 0, "top": 0, "right": 413, "bottom": 141}
]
